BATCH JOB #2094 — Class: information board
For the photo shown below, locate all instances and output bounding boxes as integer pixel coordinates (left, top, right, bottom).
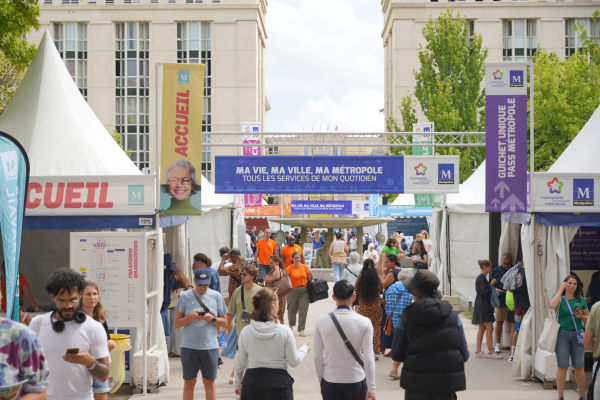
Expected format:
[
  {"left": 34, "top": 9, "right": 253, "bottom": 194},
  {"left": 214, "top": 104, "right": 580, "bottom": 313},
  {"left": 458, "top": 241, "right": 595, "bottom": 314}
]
[
  {"left": 570, "top": 227, "right": 600, "bottom": 270},
  {"left": 386, "top": 218, "right": 428, "bottom": 241},
  {"left": 70, "top": 232, "right": 149, "bottom": 326}
]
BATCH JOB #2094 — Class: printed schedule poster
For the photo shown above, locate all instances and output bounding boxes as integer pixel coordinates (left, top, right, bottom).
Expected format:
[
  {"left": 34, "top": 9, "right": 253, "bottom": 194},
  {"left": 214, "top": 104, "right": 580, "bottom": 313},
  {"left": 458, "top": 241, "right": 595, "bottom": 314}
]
[{"left": 70, "top": 232, "right": 147, "bottom": 326}]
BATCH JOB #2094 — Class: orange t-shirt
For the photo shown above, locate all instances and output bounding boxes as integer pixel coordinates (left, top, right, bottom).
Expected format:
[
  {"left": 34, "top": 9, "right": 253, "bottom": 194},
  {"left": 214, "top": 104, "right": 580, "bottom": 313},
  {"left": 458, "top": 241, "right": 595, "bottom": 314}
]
[
  {"left": 1, "top": 273, "right": 28, "bottom": 311},
  {"left": 286, "top": 264, "right": 310, "bottom": 288},
  {"left": 256, "top": 239, "right": 278, "bottom": 265},
  {"left": 280, "top": 244, "right": 303, "bottom": 267}
]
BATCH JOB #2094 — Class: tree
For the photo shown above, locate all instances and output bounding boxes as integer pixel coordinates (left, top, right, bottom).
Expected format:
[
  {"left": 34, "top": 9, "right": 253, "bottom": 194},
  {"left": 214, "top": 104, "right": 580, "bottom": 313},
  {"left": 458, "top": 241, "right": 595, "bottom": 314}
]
[
  {"left": 0, "top": 54, "right": 24, "bottom": 114},
  {"left": 528, "top": 47, "right": 600, "bottom": 171},
  {"left": 0, "top": 0, "right": 40, "bottom": 70},
  {"left": 110, "top": 130, "right": 132, "bottom": 159}
]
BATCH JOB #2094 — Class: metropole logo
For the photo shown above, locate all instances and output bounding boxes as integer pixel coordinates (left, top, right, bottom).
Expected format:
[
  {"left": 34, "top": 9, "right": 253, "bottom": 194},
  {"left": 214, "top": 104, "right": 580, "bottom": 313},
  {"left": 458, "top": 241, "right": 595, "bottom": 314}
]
[
  {"left": 493, "top": 70, "right": 503, "bottom": 80},
  {"left": 547, "top": 177, "right": 563, "bottom": 194},
  {"left": 414, "top": 163, "right": 427, "bottom": 176}
]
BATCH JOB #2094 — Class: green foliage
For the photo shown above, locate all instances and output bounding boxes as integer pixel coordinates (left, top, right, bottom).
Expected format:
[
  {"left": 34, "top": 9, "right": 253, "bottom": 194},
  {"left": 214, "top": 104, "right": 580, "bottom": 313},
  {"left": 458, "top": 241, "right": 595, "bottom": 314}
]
[
  {"left": 528, "top": 46, "right": 600, "bottom": 171},
  {"left": 463, "top": 309, "right": 473, "bottom": 321},
  {"left": 110, "top": 130, "right": 132, "bottom": 158},
  {"left": 0, "top": 54, "right": 24, "bottom": 114},
  {"left": 0, "top": 0, "right": 40, "bottom": 70},
  {"left": 413, "top": 9, "right": 487, "bottom": 182},
  {"left": 575, "top": 10, "right": 600, "bottom": 66},
  {"left": 387, "top": 94, "right": 419, "bottom": 156}
]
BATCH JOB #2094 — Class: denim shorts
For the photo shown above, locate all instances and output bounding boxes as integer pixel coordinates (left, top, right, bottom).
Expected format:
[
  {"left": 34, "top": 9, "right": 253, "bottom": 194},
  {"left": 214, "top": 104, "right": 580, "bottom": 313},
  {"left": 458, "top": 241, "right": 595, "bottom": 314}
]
[
  {"left": 181, "top": 347, "right": 219, "bottom": 381},
  {"left": 92, "top": 378, "right": 110, "bottom": 393},
  {"left": 555, "top": 330, "right": 585, "bottom": 369}
]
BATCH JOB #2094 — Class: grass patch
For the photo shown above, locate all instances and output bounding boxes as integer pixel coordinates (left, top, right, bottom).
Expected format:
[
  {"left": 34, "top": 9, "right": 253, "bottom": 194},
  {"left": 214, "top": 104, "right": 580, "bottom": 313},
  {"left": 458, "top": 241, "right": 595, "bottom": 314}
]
[{"left": 463, "top": 310, "right": 473, "bottom": 320}]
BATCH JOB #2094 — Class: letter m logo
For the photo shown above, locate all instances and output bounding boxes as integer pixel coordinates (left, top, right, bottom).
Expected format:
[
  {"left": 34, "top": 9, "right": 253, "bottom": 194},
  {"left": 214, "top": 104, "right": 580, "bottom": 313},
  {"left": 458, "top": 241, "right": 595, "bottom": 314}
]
[
  {"left": 128, "top": 184, "right": 145, "bottom": 205},
  {"left": 573, "top": 179, "right": 594, "bottom": 206},
  {"left": 0, "top": 150, "right": 18, "bottom": 181}
]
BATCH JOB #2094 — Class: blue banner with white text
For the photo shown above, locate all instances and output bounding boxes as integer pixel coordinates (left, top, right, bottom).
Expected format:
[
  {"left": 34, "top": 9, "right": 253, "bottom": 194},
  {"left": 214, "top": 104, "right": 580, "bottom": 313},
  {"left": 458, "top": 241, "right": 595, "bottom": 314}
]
[
  {"left": 378, "top": 205, "right": 433, "bottom": 217},
  {"left": 291, "top": 200, "right": 352, "bottom": 214},
  {"left": 215, "top": 155, "right": 459, "bottom": 194},
  {"left": 0, "top": 132, "right": 29, "bottom": 321}
]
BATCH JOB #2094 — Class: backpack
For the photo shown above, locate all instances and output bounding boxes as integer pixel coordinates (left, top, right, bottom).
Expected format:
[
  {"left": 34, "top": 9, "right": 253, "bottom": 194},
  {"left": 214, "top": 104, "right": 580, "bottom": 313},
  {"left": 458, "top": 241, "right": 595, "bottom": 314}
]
[{"left": 366, "top": 236, "right": 372, "bottom": 245}]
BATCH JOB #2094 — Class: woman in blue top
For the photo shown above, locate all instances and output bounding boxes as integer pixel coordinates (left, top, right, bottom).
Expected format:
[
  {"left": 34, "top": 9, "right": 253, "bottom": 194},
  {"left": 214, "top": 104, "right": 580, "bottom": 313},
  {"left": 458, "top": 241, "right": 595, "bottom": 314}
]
[
  {"left": 380, "top": 254, "right": 402, "bottom": 356},
  {"left": 312, "top": 230, "right": 324, "bottom": 257},
  {"left": 549, "top": 274, "right": 589, "bottom": 400}
]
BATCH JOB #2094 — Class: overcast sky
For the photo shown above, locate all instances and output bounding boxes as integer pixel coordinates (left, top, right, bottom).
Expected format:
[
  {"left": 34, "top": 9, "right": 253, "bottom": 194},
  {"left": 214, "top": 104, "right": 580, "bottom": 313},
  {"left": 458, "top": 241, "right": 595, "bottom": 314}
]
[{"left": 264, "top": 0, "right": 384, "bottom": 133}]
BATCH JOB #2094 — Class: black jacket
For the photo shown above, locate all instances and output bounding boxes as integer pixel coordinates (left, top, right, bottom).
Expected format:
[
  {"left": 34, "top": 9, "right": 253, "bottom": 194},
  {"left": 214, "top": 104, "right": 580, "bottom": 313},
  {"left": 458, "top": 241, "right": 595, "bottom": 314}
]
[{"left": 400, "top": 298, "right": 466, "bottom": 394}]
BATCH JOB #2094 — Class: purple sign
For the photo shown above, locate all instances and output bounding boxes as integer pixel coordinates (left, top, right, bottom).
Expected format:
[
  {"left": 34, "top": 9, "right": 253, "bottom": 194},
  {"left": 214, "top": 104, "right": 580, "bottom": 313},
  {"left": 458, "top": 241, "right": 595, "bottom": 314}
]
[
  {"left": 570, "top": 227, "right": 600, "bottom": 270},
  {"left": 291, "top": 200, "right": 352, "bottom": 214},
  {"left": 485, "top": 62, "right": 528, "bottom": 212}
]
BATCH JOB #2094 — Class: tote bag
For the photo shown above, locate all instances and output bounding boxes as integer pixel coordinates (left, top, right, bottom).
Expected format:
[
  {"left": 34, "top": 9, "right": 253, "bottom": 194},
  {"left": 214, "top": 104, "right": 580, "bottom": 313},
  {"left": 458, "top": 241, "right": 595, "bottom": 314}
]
[
  {"left": 537, "top": 297, "right": 561, "bottom": 352},
  {"left": 274, "top": 274, "right": 294, "bottom": 298}
]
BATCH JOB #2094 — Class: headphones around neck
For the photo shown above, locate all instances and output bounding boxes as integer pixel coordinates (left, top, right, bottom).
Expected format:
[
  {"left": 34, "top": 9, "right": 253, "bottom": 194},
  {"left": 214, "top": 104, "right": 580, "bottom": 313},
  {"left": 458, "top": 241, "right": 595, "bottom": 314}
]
[{"left": 51, "top": 308, "right": 87, "bottom": 333}]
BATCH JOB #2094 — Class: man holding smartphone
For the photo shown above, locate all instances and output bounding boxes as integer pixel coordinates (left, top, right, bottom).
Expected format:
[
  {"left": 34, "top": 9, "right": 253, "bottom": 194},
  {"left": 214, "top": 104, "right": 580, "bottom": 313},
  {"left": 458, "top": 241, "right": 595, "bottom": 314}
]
[{"left": 175, "top": 268, "right": 228, "bottom": 400}]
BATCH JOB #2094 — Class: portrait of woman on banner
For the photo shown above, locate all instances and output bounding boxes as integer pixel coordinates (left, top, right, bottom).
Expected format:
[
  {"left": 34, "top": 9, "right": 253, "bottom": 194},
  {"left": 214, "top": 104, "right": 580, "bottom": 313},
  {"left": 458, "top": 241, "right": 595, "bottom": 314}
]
[{"left": 160, "top": 158, "right": 202, "bottom": 215}]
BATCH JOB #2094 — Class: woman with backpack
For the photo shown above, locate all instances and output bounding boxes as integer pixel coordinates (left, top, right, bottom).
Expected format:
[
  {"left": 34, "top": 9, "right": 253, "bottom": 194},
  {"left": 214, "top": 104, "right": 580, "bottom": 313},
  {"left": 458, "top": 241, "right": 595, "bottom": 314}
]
[{"left": 550, "top": 274, "right": 589, "bottom": 400}]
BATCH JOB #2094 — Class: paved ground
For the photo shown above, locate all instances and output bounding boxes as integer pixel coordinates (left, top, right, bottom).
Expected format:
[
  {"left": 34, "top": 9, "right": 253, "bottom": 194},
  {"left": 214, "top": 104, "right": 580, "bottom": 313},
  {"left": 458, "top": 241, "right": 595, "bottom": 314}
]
[{"left": 111, "top": 287, "right": 585, "bottom": 399}]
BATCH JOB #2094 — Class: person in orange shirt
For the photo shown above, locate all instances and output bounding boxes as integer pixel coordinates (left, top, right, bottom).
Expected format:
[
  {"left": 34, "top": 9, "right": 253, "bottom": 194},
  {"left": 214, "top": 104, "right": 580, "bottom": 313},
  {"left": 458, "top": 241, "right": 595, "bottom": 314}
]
[
  {"left": 280, "top": 236, "right": 304, "bottom": 267},
  {"left": 286, "top": 252, "right": 313, "bottom": 337},
  {"left": 254, "top": 228, "right": 279, "bottom": 278}
]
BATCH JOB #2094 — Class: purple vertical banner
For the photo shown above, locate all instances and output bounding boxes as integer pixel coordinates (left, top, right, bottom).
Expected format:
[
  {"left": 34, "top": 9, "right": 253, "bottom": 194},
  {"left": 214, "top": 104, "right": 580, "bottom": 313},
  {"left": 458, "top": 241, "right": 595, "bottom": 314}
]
[
  {"left": 243, "top": 138, "right": 262, "bottom": 206},
  {"left": 485, "top": 62, "right": 528, "bottom": 212}
]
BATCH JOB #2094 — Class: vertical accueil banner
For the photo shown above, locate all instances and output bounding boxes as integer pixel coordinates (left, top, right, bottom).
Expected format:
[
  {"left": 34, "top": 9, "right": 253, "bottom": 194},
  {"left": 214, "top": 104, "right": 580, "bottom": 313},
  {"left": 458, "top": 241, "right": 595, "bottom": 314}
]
[
  {"left": 242, "top": 122, "right": 262, "bottom": 207},
  {"left": 283, "top": 194, "right": 292, "bottom": 216},
  {"left": 0, "top": 132, "right": 29, "bottom": 321},
  {"left": 160, "top": 63, "right": 205, "bottom": 215},
  {"left": 485, "top": 62, "right": 528, "bottom": 212}
]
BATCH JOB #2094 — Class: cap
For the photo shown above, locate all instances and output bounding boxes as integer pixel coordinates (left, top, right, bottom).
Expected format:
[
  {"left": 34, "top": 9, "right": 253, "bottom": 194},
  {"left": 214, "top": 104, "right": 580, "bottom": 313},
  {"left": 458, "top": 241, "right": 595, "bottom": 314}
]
[
  {"left": 404, "top": 270, "right": 441, "bottom": 299},
  {"left": 194, "top": 268, "right": 212, "bottom": 286}
]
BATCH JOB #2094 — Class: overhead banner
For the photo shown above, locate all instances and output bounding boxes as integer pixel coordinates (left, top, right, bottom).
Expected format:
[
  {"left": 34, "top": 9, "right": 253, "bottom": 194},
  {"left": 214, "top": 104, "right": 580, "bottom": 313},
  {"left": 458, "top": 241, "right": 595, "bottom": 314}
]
[
  {"left": 532, "top": 173, "right": 599, "bottom": 212},
  {"left": 26, "top": 175, "right": 156, "bottom": 216},
  {"left": 485, "top": 62, "right": 528, "bottom": 212},
  {"left": 308, "top": 194, "right": 334, "bottom": 217},
  {"left": 292, "top": 200, "right": 352, "bottom": 214},
  {"left": 378, "top": 205, "right": 433, "bottom": 217},
  {"left": 215, "top": 156, "right": 459, "bottom": 194},
  {"left": 242, "top": 123, "right": 262, "bottom": 207},
  {"left": 0, "top": 132, "right": 29, "bottom": 320},
  {"left": 160, "top": 63, "right": 204, "bottom": 216},
  {"left": 245, "top": 205, "right": 281, "bottom": 217}
]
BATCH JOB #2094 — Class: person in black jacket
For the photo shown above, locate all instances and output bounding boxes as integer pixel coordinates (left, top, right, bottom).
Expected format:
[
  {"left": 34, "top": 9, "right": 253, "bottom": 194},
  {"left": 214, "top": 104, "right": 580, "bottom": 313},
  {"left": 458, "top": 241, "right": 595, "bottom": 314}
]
[{"left": 391, "top": 270, "right": 470, "bottom": 400}]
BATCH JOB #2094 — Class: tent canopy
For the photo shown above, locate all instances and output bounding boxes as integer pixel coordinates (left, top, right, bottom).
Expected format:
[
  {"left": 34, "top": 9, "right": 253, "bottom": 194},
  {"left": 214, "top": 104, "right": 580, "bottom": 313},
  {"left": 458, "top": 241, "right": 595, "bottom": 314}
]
[
  {"left": 444, "top": 160, "right": 486, "bottom": 213},
  {"left": 0, "top": 31, "right": 140, "bottom": 176},
  {"left": 201, "top": 176, "right": 233, "bottom": 213},
  {"left": 391, "top": 193, "right": 416, "bottom": 206}
]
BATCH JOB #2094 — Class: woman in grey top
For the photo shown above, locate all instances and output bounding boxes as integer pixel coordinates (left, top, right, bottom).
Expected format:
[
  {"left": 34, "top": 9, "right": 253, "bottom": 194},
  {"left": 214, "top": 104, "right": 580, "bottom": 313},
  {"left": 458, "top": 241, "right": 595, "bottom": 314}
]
[{"left": 342, "top": 252, "right": 362, "bottom": 286}]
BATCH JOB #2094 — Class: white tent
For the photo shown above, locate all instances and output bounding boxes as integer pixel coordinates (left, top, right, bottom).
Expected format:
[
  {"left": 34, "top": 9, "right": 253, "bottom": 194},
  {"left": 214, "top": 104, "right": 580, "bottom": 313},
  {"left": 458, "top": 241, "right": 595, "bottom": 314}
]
[
  {"left": 432, "top": 161, "right": 489, "bottom": 310},
  {"left": 0, "top": 32, "right": 168, "bottom": 388}
]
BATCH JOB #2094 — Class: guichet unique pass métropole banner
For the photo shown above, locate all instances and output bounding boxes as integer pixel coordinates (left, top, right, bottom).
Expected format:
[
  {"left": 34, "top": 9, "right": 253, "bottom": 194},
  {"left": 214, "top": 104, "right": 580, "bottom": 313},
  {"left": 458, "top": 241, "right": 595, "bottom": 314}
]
[
  {"left": 160, "top": 63, "right": 204, "bottom": 215},
  {"left": 215, "top": 155, "right": 459, "bottom": 194},
  {"left": 0, "top": 131, "right": 29, "bottom": 321},
  {"left": 485, "top": 62, "right": 528, "bottom": 212}
]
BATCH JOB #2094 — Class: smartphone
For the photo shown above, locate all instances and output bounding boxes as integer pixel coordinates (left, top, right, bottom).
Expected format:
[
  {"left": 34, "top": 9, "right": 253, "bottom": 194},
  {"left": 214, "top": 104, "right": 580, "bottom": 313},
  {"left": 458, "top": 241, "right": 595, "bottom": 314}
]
[
  {"left": 66, "top": 348, "right": 80, "bottom": 355},
  {"left": 197, "top": 311, "right": 206, "bottom": 316},
  {"left": 574, "top": 305, "right": 582, "bottom": 313}
]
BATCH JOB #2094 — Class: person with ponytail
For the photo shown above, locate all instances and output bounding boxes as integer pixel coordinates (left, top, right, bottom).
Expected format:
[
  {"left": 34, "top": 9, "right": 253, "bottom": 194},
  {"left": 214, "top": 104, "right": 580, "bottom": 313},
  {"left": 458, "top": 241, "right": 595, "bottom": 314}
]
[
  {"left": 265, "top": 255, "right": 289, "bottom": 324},
  {"left": 354, "top": 259, "right": 383, "bottom": 361},
  {"left": 473, "top": 260, "right": 502, "bottom": 359},
  {"left": 233, "top": 288, "right": 310, "bottom": 399}
]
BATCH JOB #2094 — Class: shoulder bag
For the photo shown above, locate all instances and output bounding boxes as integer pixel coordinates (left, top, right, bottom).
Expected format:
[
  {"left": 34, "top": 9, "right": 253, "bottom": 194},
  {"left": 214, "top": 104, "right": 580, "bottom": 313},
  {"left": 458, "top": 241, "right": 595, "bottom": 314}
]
[
  {"left": 538, "top": 296, "right": 561, "bottom": 352},
  {"left": 385, "top": 291, "right": 403, "bottom": 336},
  {"left": 329, "top": 312, "right": 364, "bottom": 370},
  {"left": 345, "top": 266, "right": 359, "bottom": 278},
  {"left": 273, "top": 270, "right": 294, "bottom": 298},
  {"left": 307, "top": 279, "right": 329, "bottom": 303},
  {"left": 564, "top": 296, "right": 585, "bottom": 345}
]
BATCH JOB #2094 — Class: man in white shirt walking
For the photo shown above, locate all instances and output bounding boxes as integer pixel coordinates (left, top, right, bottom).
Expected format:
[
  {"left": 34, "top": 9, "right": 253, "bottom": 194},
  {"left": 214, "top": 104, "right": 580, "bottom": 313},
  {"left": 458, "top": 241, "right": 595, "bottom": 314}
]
[{"left": 314, "top": 280, "right": 376, "bottom": 400}]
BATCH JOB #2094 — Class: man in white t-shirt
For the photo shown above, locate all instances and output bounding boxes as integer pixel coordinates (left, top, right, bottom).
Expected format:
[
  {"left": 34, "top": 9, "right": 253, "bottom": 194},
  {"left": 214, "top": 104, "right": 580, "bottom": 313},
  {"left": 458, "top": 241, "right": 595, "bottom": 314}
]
[{"left": 31, "top": 268, "right": 110, "bottom": 400}]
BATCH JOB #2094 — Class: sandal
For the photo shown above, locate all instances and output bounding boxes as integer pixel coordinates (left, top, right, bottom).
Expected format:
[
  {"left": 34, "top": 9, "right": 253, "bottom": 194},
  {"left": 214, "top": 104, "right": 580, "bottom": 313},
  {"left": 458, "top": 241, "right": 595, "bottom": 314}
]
[
  {"left": 389, "top": 368, "right": 400, "bottom": 380},
  {"left": 374, "top": 356, "right": 379, "bottom": 361}
]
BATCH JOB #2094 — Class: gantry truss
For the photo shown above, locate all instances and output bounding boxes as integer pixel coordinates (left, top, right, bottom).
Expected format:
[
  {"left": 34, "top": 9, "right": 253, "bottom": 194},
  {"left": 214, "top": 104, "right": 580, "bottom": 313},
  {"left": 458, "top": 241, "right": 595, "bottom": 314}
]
[{"left": 202, "top": 132, "right": 486, "bottom": 148}]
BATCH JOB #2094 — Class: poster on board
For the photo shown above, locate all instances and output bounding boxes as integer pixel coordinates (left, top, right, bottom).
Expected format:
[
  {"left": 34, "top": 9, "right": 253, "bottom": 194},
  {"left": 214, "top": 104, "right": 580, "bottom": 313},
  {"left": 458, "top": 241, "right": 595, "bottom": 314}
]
[{"left": 160, "top": 63, "right": 204, "bottom": 215}]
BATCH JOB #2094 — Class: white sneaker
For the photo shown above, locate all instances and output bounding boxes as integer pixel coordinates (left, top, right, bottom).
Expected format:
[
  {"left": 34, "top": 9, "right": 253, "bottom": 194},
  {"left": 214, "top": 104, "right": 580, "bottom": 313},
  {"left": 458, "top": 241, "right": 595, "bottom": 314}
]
[
  {"left": 488, "top": 352, "right": 503, "bottom": 359},
  {"left": 508, "top": 355, "right": 514, "bottom": 363},
  {"left": 494, "top": 343, "right": 501, "bottom": 353},
  {"left": 474, "top": 351, "right": 486, "bottom": 358},
  {"left": 299, "top": 330, "right": 306, "bottom": 337}
]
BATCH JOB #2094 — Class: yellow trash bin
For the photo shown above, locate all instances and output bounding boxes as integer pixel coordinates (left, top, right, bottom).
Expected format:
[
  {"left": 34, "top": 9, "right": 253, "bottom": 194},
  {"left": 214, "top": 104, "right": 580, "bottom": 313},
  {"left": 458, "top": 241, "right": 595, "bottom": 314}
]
[{"left": 108, "top": 334, "right": 132, "bottom": 394}]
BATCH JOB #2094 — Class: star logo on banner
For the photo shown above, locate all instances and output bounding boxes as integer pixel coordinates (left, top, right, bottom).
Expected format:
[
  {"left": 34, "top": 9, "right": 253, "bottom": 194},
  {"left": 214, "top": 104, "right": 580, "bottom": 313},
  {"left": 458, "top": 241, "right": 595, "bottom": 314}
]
[
  {"left": 493, "top": 70, "right": 503, "bottom": 80},
  {"left": 414, "top": 163, "right": 427, "bottom": 176},
  {"left": 547, "top": 177, "right": 563, "bottom": 194}
]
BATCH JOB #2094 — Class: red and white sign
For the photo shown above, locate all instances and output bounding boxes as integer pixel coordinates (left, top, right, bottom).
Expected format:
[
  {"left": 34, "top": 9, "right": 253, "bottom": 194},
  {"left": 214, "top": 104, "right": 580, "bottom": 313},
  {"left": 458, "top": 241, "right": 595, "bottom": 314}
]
[{"left": 26, "top": 175, "right": 156, "bottom": 216}]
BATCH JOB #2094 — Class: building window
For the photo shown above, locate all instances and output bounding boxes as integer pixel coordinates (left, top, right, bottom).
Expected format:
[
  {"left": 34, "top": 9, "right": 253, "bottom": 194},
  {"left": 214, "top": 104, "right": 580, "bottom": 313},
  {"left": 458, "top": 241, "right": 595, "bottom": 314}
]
[
  {"left": 267, "top": 146, "right": 278, "bottom": 155},
  {"left": 503, "top": 19, "right": 537, "bottom": 62},
  {"left": 177, "top": 22, "right": 212, "bottom": 181},
  {"left": 333, "top": 147, "right": 339, "bottom": 156},
  {"left": 106, "top": 0, "right": 114, "bottom": 3},
  {"left": 124, "top": 0, "right": 141, "bottom": 3},
  {"left": 186, "top": 0, "right": 202, "bottom": 3},
  {"left": 467, "top": 20, "right": 475, "bottom": 43},
  {"left": 115, "top": 22, "right": 150, "bottom": 170},
  {"left": 61, "top": 0, "right": 77, "bottom": 4},
  {"left": 53, "top": 23, "right": 88, "bottom": 100},
  {"left": 565, "top": 19, "right": 600, "bottom": 58}
]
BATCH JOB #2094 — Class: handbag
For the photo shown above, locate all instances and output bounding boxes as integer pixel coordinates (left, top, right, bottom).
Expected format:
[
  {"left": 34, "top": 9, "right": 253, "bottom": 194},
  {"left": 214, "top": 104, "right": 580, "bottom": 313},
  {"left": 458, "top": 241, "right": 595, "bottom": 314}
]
[
  {"left": 385, "top": 291, "right": 403, "bottom": 336},
  {"left": 506, "top": 291, "right": 515, "bottom": 311},
  {"left": 273, "top": 271, "right": 294, "bottom": 298},
  {"left": 537, "top": 297, "right": 561, "bottom": 352},
  {"left": 491, "top": 286, "right": 500, "bottom": 308},
  {"left": 307, "top": 279, "right": 329, "bottom": 303},
  {"left": 329, "top": 312, "right": 364, "bottom": 370},
  {"left": 564, "top": 296, "right": 585, "bottom": 345}
]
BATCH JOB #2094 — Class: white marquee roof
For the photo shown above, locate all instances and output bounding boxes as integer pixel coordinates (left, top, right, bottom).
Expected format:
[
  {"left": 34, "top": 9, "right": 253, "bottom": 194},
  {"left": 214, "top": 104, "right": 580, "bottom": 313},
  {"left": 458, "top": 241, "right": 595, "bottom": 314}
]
[
  {"left": 0, "top": 31, "right": 140, "bottom": 176},
  {"left": 445, "top": 160, "right": 486, "bottom": 214}
]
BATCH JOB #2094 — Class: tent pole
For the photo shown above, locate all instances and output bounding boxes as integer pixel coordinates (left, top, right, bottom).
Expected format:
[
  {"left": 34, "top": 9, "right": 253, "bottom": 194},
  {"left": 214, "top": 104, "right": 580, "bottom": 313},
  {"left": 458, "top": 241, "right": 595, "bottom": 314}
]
[{"left": 446, "top": 208, "right": 451, "bottom": 296}]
